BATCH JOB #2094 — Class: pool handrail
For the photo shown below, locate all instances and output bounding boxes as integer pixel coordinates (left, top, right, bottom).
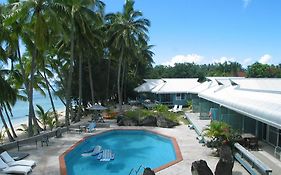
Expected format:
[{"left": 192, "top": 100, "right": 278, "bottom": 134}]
[{"left": 128, "top": 164, "right": 145, "bottom": 175}]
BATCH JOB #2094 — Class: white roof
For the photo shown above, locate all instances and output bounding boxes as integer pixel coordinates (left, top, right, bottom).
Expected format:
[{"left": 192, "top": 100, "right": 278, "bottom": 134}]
[
  {"left": 188, "top": 77, "right": 244, "bottom": 94},
  {"left": 151, "top": 78, "right": 200, "bottom": 94},
  {"left": 134, "top": 79, "right": 163, "bottom": 92},
  {"left": 199, "top": 78, "right": 281, "bottom": 129},
  {"left": 232, "top": 78, "right": 281, "bottom": 92}
]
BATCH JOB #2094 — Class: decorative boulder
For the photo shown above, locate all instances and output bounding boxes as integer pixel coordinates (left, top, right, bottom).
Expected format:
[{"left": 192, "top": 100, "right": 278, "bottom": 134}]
[
  {"left": 117, "top": 116, "right": 138, "bottom": 126},
  {"left": 191, "top": 160, "right": 213, "bottom": 175},
  {"left": 214, "top": 144, "right": 234, "bottom": 175},
  {"left": 143, "top": 167, "right": 155, "bottom": 175},
  {"left": 139, "top": 116, "right": 157, "bottom": 126},
  {"left": 156, "top": 116, "right": 177, "bottom": 128}
]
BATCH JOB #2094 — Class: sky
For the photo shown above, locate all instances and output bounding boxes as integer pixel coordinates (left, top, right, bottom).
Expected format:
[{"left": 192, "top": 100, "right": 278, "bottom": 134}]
[
  {"left": 102, "top": 0, "right": 281, "bottom": 67},
  {"left": 1, "top": 0, "right": 281, "bottom": 67}
]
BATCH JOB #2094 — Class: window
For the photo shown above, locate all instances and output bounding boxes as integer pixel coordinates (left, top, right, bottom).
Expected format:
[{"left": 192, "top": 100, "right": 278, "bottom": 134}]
[
  {"left": 176, "top": 93, "right": 181, "bottom": 100},
  {"left": 176, "top": 93, "right": 185, "bottom": 100},
  {"left": 181, "top": 93, "right": 185, "bottom": 100},
  {"left": 161, "top": 94, "right": 171, "bottom": 102},
  {"left": 269, "top": 126, "right": 278, "bottom": 146}
]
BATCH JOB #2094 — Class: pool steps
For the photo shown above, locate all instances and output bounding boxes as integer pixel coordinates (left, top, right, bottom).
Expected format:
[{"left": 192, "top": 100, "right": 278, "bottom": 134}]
[{"left": 128, "top": 165, "right": 145, "bottom": 175}]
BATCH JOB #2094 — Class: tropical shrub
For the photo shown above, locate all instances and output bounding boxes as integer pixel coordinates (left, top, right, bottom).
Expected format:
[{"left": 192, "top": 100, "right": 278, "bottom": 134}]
[
  {"left": 123, "top": 107, "right": 179, "bottom": 125},
  {"left": 35, "top": 105, "right": 54, "bottom": 130},
  {"left": 153, "top": 104, "right": 169, "bottom": 112},
  {"left": 203, "top": 121, "right": 234, "bottom": 148},
  {"left": 16, "top": 124, "right": 31, "bottom": 133},
  {"left": 186, "top": 100, "right": 192, "bottom": 110}
]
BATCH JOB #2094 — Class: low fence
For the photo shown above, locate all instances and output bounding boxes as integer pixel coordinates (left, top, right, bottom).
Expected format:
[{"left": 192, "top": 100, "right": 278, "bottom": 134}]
[{"left": 1, "top": 127, "right": 67, "bottom": 151}]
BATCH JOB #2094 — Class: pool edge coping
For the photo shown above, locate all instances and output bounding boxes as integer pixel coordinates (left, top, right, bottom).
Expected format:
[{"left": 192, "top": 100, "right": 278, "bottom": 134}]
[{"left": 59, "top": 128, "right": 183, "bottom": 175}]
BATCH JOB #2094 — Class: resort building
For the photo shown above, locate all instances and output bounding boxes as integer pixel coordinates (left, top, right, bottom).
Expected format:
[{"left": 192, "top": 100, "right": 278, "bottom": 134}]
[
  {"left": 134, "top": 78, "right": 200, "bottom": 106},
  {"left": 136, "top": 77, "right": 281, "bottom": 149},
  {"left": 194, "top": 78, "right": 281, "bottom": 149}
]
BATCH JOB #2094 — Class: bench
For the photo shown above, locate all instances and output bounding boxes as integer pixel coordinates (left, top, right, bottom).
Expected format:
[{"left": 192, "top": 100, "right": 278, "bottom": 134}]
[
  {"left": 274, "top": 146, "right": 281, "bottom": 160},
  {"left": 17, "top": 136, "right": 39, "bottom": 151},
  {"left": 234, "top": 143, "right": 272, "bottom": 175}
]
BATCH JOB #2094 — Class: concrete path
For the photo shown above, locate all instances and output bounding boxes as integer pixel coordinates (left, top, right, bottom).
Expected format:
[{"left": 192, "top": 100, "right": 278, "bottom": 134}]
[
  {"left": 3, "top": 118, "right": 249, "bottom": 175},
  {"left": 185, "top": 111, "right": 281, "bottom": 175}
]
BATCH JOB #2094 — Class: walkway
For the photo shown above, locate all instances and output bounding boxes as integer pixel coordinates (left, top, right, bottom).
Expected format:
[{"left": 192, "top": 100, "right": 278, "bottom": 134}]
[
  {"left": 4, "top": 118, "right": 249, "bottom": 175},
  {"left": 185, "top": 111, "right": 281, "bottom": 175}
]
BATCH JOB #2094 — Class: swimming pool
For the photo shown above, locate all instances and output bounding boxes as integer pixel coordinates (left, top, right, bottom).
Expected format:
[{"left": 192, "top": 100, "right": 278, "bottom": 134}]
[{"left": 60, "top": 129, "right": 182, "bottom": 175}]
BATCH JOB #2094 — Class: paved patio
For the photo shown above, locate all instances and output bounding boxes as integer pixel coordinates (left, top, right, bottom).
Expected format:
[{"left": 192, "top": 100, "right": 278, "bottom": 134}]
[
  {"left": 4, "top": 118, "right": 250, "bottom": 175},
  {"left": 185, "top": 111, "right": 281, "bottom": 175}
]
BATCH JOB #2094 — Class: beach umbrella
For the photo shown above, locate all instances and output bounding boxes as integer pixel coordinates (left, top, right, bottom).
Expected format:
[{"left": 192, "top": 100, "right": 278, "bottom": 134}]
[{"left": 87, "top": 104, "right": 108, "bottom": 111}]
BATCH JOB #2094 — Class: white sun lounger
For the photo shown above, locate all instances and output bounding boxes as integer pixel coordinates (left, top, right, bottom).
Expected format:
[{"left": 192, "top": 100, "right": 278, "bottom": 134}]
[
  {"left": 81, "top": 145, "right": 102, "bottom": 157},
  {"left": 168, "top": 105, "right": 178, "bottom": 112},
  {"left": 173, "top": 105, "right": 183, "bottom": 113},
  {"left": 0, "top": 158, "right": 32, "bottom": 175},
  {"left": 97, "top": 149, "right": 115, "bottom": 161},
  {"left": 0, "top": 151, "right": 36, "bottom": 167}
]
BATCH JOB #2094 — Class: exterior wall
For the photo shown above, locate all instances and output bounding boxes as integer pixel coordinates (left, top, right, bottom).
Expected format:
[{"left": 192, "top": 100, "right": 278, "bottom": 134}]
[
  {"left": 191, "top": 94, "right": 200, "bottom": 112},
  {"left": 158, "top": 93, "right": 188, "bottom": 106},
  {"left": 138, "top": 92, "right": 157, "bottom": 102},
  {"left": 189, "top": 93, "right": 281, "bottom": 148}
]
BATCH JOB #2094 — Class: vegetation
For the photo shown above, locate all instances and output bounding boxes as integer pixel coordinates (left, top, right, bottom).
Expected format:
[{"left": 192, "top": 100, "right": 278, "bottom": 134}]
[
  {"left": 203, "top": 121, "right": 239, "bottom": 148},
  {"left": 0, "top": 0, "right": 280, "bottom": 143},
  {"left": 35, "top": 105, "right": 55, "bottom": 131},
  {"left": 0, "top": 0, "right": 153, "bottom": 140},
  {"left": 124, "top": 105, "right": 180, "bottom": 124}
]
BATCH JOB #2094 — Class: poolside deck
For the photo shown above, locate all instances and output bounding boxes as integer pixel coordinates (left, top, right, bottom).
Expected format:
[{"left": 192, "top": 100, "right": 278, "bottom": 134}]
[
  {"left": 4, "top": 117, "right": 250, "bottom": 175},
  {"left": 185, "top": 111, "right": 281, "bottom": 175}
]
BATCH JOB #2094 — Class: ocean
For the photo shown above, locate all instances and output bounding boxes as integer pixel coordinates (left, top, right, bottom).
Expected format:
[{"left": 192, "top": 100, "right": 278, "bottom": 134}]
[{"left": 0, "top": 91, "right": 65, "bottom": 129}]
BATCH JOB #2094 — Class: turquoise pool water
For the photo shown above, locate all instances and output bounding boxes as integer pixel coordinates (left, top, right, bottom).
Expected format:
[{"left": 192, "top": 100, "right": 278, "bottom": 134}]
[{"left": 65, "top": 130, "right": 177, "bottom": 175}]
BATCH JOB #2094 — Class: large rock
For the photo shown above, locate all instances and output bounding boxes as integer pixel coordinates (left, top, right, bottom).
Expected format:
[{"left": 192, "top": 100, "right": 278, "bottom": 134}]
[
  {"left": 156, "top": 116, "right": 177, "bottom": 128},
  {"left": 143, "top": 167, "right": 155, "bottom": 175},
  {"left": 117, "top": 116, "right": 138, "bottom": 126},
  {"left": 139, "top": 116, "right": 157, "bottom": 126},
  {"left": 191, "top": 160, "right": 213, "bottom": 175},
  {"left": 215, "top": 145, "right": 234, "bottom": 175}
]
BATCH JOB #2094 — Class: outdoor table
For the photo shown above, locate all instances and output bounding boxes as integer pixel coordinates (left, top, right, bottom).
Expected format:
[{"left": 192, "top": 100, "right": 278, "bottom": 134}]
[{"left": 241, "top": 133, "right": 258, "bottom": 150}]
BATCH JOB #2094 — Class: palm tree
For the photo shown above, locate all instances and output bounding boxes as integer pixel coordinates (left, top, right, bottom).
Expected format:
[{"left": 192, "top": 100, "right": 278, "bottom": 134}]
[
  {"left": 106, "top": 0, "right": 150, "bottom": 113},
  {"left": 59, "top": 0, "right": 105, "bottom": 127},
  {"left": 5, "top": 0, "right": 68, "bottom": 135},
  {"left": 35, "top": 104, "right": 52, "bottom": 131},
  {"left": 0, "top": 74, "right": 17, "bottom": 142}
]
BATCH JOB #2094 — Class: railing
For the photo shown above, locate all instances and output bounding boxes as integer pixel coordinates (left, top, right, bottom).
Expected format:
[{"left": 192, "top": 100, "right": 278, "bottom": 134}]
[
  {"left": 128, "top": 165, "right": 145, "bottom": 175},
  {"left": 1, "top": 127, "right": 67, "bottom": 151},
  {"left": 234, "top": 143, "right": 272, "bottom": 175},
  {"left": 274, "top": 146, "right": 281, "bottom": 160}
]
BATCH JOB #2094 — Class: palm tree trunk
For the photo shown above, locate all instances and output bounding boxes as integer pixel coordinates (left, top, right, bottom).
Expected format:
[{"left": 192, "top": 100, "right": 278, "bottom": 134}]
[
  {"left": 3, "top": 104, "right": 17, "bottom": 138},
  {"left": 88, "top": 58, "right": 95, "bottom": 104},
  {"left": 41, "top": 71, "right": 59, "bottom": 124},
  {"left": 49, "top": 83, "right": 66, "bottom": 106},
  {"left": 77, "top": 51, "right": 82, "bottom": 122},
  {"left": 106, "top": 58, "right": 111, "bottom": 101},
  {"left": 121, "top": 59, "right": 126, "bottom": 103},
  {"left": 117, "top": 49, "right": 124, "bottom": 113},
  {"left": 29, "top": 49, "right": 42, "bottom": 135},
  {"left": 0, "top": 109, "right": 14, "bottom": 142},
  {"left": 65, "top": 14, "right": 75, "bottom": 129},
  {"left": 17, "top": 43, "right": 33, "bottom": 136}
]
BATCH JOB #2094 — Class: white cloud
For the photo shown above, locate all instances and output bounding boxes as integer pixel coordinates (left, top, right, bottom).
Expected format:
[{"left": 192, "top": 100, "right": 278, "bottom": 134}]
[
  {"left": 243, "top": 0, "right": 252, "bottom": 8},
  {"left": 241, "top": 58, "right": 253, "bottom": 67},
  {"left": 258, "top": 54, "right": 272, "bottom": 64},
  {"left": 212, "top": 56, "right": 235, "bottom": 64},
  {"left": 162, "top": 54, "right": 203, "bottom": 66}
]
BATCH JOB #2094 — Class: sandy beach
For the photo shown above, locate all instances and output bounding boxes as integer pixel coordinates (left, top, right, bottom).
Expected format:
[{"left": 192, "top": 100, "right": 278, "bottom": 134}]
[{"left": 1, "top": 109, "right": 66, "bottom": 143}]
